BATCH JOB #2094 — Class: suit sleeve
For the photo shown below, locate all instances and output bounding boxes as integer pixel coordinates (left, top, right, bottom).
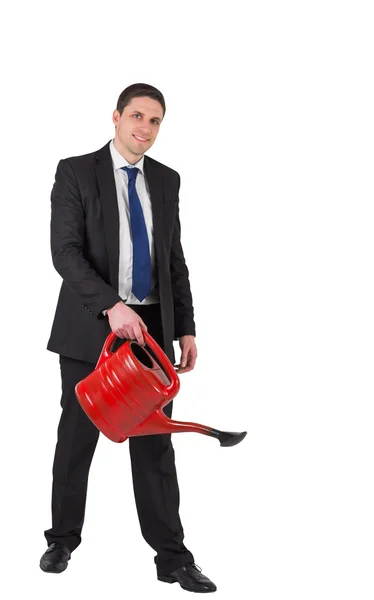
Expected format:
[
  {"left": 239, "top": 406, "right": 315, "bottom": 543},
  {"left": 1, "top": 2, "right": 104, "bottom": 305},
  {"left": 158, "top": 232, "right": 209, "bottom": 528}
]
[
  {"left": 170, "top": 173, "right": 196, "bottom": 340},
  {"left": 50, "top": 159, "right": 122, "bottom": 319}
]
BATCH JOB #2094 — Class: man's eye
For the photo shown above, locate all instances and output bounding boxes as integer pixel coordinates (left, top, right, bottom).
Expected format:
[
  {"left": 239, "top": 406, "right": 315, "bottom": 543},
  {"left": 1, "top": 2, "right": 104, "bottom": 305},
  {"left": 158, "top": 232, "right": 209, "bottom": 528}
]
[{"left": 133, "top": 114, "right": 159, "bottom": 124}]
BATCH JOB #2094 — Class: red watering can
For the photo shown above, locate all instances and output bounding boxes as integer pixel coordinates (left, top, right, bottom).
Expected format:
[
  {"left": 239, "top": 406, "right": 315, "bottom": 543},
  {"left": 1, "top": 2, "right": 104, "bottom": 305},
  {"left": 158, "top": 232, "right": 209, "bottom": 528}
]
[{"left": 75, "top": 331, "right": 247, "bottom": 447}]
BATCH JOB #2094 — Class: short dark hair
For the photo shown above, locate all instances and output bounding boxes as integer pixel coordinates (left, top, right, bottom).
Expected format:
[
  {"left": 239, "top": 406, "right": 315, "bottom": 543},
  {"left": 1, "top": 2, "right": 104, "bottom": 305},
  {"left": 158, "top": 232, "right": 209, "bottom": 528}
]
[{"left": 116, "top": 83, "right": 166, "bottom": 118}]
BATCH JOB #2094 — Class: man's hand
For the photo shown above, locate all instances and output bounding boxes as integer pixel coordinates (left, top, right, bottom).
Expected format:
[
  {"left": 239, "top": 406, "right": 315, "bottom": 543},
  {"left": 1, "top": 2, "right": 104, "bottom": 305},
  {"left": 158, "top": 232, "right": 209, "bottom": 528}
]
[
  {"left": 107, "top": 302, "right": 147, "bottom": 345},
  {"left": 175, "top": 335, "right": 197, "bottom": 374}
]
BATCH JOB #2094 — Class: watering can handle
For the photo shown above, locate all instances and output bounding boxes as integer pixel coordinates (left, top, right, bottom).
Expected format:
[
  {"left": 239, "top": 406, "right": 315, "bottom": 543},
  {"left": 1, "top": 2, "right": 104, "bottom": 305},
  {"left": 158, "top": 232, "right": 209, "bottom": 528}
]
[
  {"left": 95, "top": 330, "right": 179, "bottom": 395},
  {"left": 95, "top": 331, "right": 118, "bottom": 368},
  {"left": 141, "top": 330, "right": 179, "bottom": 395}
]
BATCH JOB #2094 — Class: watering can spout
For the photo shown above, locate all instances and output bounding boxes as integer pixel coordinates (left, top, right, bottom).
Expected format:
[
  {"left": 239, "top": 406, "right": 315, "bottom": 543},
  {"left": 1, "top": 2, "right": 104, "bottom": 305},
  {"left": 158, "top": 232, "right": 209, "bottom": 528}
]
[{"left": 128, "top": 409, "right": 247, "bottom": 447}]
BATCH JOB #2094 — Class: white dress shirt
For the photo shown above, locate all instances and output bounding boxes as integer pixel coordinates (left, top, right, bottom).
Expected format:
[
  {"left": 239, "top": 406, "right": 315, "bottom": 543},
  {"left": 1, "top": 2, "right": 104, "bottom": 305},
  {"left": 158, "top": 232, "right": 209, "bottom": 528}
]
[{"left": 103, "top": 139, "right": 160, "bottom": 314}]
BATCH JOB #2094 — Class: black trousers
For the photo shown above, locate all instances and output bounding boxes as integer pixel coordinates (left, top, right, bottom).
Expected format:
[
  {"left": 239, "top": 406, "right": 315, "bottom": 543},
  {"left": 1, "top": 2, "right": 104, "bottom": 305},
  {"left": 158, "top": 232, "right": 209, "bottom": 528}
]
[{"left": 44, "top": 303, "right": 194, "bottom": 576}]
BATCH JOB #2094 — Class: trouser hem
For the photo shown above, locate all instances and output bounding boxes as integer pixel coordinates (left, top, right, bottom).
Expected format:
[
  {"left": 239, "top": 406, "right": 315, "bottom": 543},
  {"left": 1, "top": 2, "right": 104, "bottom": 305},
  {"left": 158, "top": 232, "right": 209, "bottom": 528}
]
[
  {"left": 155, "top": 551, "right": 195, "bottom": 577},
  {"left": 44, "top": 533, "right": 80, "bottom": 553}
]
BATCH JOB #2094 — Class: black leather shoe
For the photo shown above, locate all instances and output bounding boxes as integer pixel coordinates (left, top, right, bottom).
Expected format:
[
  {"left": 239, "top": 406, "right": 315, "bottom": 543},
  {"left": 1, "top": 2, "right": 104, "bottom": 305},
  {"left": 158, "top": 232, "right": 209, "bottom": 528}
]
[
  {"left": 39, "top": 543, "right": 71, "bottom": 573},
  {"left": 158, "top": 563, "right": 217, "bottom": 593}
]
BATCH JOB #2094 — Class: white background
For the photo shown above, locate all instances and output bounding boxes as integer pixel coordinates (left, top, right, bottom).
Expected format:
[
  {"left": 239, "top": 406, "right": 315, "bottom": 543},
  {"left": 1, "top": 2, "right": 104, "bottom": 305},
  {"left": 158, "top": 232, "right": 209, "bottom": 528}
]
[{"left": 1, "top": 1, "right": 373, "bottom": 598}]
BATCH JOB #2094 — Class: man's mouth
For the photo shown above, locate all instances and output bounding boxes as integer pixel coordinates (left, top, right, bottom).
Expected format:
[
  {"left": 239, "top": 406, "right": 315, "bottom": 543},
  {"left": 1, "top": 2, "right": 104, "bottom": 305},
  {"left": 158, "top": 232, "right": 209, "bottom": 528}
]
[{"left": 133, "top": 134, "right": 149, "bottom": 143}]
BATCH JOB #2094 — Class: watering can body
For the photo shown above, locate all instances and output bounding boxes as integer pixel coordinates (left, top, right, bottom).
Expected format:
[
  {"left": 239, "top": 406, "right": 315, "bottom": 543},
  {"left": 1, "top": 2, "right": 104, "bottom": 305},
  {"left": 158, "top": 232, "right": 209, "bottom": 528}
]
[{"left": 75, "top": 331, "right": 247, "bottom": 446}]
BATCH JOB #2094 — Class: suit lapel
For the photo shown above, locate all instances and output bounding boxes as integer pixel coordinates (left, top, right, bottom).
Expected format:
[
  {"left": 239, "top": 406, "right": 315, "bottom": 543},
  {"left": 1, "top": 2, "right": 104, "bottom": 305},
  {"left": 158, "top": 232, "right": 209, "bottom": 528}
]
[
  {"left": 94, "top": 142, "right": 120, "bottom": 291},
  {"left": 94, "top": 141, "right": 164, "bottom": 293},
  {"left": 144, "top": 155, "right": 164, "bottom": 268}
]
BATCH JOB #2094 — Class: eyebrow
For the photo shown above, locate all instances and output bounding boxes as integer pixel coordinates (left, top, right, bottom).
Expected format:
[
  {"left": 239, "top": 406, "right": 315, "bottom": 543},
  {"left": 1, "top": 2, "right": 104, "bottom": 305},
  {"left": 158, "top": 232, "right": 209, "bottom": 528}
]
[{"left": 132, "top": 111, "right": 162, "bottom": 122}]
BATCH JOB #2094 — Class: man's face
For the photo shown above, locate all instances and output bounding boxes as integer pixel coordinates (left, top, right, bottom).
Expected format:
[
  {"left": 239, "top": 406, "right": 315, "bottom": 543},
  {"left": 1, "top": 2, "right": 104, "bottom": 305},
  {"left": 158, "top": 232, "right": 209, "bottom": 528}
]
[{"left": 112, "top": 96, "right": 164, "bottom": 162}]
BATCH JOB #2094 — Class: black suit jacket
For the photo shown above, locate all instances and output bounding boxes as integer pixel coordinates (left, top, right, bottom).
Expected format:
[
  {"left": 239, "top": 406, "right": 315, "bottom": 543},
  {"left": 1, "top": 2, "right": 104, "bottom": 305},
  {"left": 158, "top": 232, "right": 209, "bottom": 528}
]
[{"left": 46, "top": 140, "right": 196, "bottom": 365}]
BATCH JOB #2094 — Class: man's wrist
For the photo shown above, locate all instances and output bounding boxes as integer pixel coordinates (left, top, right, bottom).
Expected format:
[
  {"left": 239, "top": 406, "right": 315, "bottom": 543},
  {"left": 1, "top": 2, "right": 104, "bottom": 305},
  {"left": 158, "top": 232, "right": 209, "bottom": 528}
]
[
  {"left": 102, "top": 302, "right": 118, "bottom": 316},
  {"left": 104, "top": 300, "right": 124, "bottom": 316}
]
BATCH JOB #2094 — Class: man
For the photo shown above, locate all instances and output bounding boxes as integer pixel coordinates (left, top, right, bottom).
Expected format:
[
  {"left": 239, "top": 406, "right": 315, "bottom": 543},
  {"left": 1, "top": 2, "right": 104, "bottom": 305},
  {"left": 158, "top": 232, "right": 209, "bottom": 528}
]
[{"left": 40, "top": 83, "right": 217, "bottom": 593}]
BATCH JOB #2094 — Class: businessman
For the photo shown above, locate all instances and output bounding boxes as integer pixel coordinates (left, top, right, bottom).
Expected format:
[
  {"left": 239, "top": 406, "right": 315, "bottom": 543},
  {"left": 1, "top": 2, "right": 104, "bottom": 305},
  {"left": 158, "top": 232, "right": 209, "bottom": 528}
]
[{"left": 40, "top": 83, "right": 216, "bottom": 593}]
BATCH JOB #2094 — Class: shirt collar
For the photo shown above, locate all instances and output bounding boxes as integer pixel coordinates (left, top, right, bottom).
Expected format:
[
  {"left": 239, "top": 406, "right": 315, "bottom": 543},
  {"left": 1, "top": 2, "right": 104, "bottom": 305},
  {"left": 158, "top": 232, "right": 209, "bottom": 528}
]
[{"left": 109, "top": 138, "right": 145, "bottom": 174}]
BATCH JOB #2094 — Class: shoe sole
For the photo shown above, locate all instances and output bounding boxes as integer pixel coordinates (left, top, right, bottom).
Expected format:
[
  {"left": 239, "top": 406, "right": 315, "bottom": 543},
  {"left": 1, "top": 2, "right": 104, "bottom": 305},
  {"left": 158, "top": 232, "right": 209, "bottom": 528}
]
[{"left": 158, "top": 575, "right": 216, "bottom": 592}]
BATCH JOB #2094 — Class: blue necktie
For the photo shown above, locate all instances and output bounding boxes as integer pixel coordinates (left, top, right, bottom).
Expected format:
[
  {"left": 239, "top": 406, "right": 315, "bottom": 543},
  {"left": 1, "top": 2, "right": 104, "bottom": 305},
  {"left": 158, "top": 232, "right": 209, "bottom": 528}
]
[{"left": 121, "top": 166, "right": 152, "bottom": 302}]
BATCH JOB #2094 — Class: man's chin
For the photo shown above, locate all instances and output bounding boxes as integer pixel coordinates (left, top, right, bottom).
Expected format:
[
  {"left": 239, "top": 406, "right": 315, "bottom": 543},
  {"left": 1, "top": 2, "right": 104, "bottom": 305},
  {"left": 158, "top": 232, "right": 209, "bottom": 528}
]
[{"left": 131, "top": 144, "right": 150, "bottom": 155}]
